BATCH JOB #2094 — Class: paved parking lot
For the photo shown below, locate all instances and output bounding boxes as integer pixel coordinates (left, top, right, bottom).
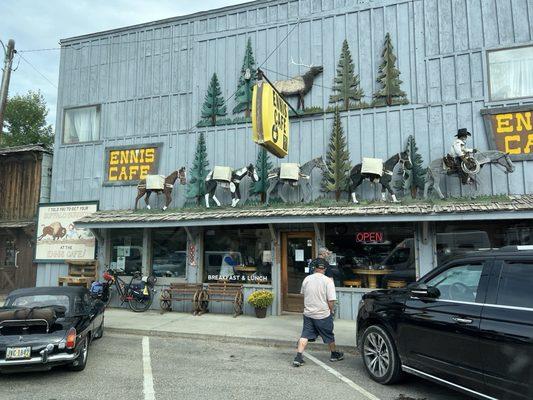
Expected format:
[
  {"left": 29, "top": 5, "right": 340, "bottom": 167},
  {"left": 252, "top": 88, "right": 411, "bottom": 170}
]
[{"left": 0, "top": 333, "right": 473, "bottom": 400}]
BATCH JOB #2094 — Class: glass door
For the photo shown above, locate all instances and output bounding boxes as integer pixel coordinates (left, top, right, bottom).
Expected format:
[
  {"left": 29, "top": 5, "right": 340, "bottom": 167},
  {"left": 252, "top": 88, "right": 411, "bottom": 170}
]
[{"left": 281, "top": 232, "right": 315, "bottom": 312}]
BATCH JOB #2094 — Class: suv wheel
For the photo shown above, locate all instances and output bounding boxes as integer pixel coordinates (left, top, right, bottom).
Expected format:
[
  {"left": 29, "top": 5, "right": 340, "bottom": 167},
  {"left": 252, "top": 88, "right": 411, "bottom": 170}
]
[{"left": 361, "top": 325, "right": 402, "bottom": 384}]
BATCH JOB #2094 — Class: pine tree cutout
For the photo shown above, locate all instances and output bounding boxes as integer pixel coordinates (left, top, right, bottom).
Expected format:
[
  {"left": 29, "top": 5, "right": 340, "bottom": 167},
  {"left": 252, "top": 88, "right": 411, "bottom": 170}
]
[
  {"left": 372, "top": 33, "right": 408, "bottom": 107},
  {"left": 201, "top": 73, "right": 227, "bottom": 126},
  {"left": 329, "top": 39, "right": 364, "bottom": 111},
  {"left": 321, "top": 109, "right": 351, "bottom": 201},
  {"left": 249, "top": 147, "right": 273, "bottom": 203},
  {"left": 233, "top": 38, "right": 257, "bottom": 117},
  {"left": 394, "top": 135, "right": 425, "bottom": 198},
  {"left": 186, "top": 132, "right": 210, "bottom": 205}
]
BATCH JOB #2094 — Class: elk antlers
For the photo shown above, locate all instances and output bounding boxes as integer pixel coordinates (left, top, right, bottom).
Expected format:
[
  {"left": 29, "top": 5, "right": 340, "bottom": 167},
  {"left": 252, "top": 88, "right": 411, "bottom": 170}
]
[{"left": 290, "top": 56, "right": 314, "bottom": 68}]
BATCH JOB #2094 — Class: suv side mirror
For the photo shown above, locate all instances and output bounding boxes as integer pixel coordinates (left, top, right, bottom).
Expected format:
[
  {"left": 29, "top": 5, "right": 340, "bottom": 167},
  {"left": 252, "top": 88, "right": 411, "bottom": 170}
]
[{"left": 409, "top": 283, "right": 440, "bottom": 299}]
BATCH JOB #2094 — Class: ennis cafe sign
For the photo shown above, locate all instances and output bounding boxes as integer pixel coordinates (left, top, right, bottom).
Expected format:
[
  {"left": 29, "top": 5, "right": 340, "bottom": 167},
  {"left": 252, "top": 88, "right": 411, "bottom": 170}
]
[
  {"left": 483, "top": 106, "right": 533, "bottom": 160},
  {"left": 104, "top": 144, "right": 162, "bottom": 185}
]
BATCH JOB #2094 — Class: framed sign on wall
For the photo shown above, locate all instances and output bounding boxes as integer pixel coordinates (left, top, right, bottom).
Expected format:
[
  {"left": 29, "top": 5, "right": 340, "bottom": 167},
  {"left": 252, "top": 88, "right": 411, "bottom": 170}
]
[
  {"left": 481, "top": 105, "right": 533, "bottom": 161},
  {"left": 104, "top": 143, "right": 163, "bottom": 186},
  {"left": 35, "top": 202, "right": 98, "bottom": 263}
]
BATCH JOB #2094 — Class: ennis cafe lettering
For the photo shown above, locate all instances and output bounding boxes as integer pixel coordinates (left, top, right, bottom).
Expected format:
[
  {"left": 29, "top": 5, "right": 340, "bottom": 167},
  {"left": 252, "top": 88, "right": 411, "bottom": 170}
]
[
  {"left": 105, "top": 145, "right": 160, "bottom": 184},
  {"left": 483, "top": 109, "right": 533, "bottom": 157}
]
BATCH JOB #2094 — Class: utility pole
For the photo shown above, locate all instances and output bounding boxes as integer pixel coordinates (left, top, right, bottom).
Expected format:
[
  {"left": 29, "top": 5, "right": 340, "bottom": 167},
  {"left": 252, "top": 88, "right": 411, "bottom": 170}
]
[{"left": 0, "top": 39, "right": 16, "bottom": 145}]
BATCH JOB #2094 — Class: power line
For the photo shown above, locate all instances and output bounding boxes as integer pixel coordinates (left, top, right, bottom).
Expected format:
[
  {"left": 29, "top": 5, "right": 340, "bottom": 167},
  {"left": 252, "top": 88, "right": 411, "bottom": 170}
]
[
  {"left": 17, "top": 53, "right": 58, "bottom": 89},
  {"left": 18, "top": 47, "right": 61, "bottom": 53}
]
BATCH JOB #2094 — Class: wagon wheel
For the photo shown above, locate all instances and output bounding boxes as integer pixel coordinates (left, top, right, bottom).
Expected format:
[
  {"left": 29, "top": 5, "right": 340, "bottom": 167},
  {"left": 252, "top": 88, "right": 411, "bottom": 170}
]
[
  {"left": 198, "top": 290, "right": 209, "bottom": 315},
  {"left": 160, "top": 289, "right": 172, "bottom": 312},
  {"left": 192, "top": 290, "right": 200, "bottom": 315},
  {"left": 233, "top": 291, "right": 243, "bottom": 317}
]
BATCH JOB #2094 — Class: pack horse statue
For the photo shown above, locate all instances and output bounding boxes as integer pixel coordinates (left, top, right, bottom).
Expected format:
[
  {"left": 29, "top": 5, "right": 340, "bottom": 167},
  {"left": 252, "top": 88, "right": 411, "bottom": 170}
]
[
  {"left": 349, "top": 152, "right": 412, "bottom": 203},
  {"left": 205, "top": 164, "right": 259, "bottom": 207},
  {"left": 134, "top": 167, "right": 187, "bottom": 210}
]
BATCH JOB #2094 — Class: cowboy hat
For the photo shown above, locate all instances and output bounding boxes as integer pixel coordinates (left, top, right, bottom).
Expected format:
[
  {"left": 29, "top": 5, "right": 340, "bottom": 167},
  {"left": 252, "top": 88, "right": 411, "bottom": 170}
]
[{"left": 455, "top": 128, "right": 471, "bottom": 138}]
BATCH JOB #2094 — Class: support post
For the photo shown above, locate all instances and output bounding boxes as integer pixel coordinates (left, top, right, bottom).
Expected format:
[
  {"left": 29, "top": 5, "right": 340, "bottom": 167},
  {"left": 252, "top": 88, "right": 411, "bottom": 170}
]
[
  {"left": 268, "top": 223, "right": 277, "bottom": 245},
  {"left": 183, "top": 226, "right": 194, "bottom": 242},
  {"left": 0, "top": 39, "right": 15, "bottom": 144}
]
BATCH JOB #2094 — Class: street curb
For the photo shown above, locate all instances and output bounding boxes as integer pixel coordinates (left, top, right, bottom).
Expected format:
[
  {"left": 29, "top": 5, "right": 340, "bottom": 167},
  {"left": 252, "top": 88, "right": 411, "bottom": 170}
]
[{"left": 106, "top": 327, "right": 357, "bottom": 354}]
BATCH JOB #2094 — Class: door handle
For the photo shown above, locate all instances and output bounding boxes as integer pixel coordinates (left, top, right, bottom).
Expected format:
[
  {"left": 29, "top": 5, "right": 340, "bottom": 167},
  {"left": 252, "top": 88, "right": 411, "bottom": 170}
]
[{"left": 452, "top": 316, "right": 473, "bottom": 325}]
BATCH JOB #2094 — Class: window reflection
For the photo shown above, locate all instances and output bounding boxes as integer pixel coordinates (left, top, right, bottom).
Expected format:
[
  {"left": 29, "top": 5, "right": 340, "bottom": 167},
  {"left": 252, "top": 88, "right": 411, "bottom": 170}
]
[{"left": 152, "top": 228, "right": 187, "bottom": 278}]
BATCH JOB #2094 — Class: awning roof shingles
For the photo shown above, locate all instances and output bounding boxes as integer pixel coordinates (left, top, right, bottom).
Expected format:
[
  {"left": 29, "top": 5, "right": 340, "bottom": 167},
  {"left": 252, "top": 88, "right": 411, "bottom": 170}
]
[{"left": 74, "top": 195, "right": 533, "bottom": 228}]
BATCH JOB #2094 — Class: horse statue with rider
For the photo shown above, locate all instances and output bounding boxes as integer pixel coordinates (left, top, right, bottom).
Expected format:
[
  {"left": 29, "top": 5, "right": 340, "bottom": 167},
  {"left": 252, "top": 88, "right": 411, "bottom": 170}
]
[{"left": 424, "top": 128, "right": 515, "bottom": 199}]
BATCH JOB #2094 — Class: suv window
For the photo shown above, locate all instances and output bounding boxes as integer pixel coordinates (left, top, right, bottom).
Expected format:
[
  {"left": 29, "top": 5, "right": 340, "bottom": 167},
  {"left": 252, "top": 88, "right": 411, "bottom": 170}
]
[
  {"left": 496, "top": 262, "right": 533, "bottom": 309},
  {"left": 426, "top": 264, "right": 484, "bottom": 302}
]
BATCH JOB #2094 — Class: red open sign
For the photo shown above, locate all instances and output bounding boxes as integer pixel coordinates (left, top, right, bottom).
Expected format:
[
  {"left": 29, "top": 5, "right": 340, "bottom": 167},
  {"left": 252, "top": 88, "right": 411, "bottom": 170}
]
[{"left": 356, "top": 232, "right": 384, "bottom": 243}]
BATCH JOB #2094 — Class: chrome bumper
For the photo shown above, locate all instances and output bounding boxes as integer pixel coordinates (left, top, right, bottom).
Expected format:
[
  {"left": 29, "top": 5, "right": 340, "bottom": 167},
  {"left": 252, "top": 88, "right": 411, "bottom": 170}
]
[{"left": 0, "top": 352, "right": 78, "bottom": 367}]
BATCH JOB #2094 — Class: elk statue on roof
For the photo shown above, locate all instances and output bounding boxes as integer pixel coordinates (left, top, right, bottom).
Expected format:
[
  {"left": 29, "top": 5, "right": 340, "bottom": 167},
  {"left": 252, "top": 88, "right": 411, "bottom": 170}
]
[{"left": 272, "top": 58, "right": 323, "bottom": 110}]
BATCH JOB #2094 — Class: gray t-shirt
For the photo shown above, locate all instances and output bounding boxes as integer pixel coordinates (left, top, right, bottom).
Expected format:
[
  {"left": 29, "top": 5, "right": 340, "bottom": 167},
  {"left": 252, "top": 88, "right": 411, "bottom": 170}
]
[{"left": 300, "top": 273, "right": 337, "bottom": 319}]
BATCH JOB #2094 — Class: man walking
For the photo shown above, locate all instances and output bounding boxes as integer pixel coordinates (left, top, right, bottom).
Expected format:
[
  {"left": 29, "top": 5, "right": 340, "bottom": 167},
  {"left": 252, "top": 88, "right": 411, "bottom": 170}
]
[{"left": 293, "top": 249, "right": 344, "bottom": 367}]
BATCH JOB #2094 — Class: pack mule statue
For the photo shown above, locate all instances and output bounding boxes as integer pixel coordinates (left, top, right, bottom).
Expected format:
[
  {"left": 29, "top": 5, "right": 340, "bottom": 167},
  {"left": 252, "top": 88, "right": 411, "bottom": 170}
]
[{"left": 134, "top": 167, "right": 187, "bottom": 210}]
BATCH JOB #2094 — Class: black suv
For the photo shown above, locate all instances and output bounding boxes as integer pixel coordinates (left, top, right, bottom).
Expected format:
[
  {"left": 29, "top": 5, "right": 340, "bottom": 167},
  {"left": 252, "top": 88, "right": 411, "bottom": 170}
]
[{"left": 357, "top": 246, "right": 533, "bottom": 400}]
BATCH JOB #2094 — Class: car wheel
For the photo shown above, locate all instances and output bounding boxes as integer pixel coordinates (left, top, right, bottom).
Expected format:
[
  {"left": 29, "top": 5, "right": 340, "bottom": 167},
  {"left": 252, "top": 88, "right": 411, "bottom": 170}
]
[
  {"left": 94, "top": 317, "right": 104, "bottom": 339},
  {"left": 361, "top": 325, "right": 403, "bottom": 384},
  {"left": 68, "top": 337, "right": 89, "bottom": 372}
]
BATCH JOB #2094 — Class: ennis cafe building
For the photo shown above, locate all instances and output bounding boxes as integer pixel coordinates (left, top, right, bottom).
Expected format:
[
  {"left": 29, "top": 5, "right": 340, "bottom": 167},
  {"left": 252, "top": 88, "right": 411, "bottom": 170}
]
[{"left": 37, "top": 0, "right": 533, "bottom": 319}]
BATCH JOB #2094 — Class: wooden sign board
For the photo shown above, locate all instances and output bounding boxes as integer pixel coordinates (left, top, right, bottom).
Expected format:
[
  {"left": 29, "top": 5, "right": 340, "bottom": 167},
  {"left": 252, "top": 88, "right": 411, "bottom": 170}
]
[
  {"left": 482, "top": 106, "right": 533, "bottom": 161},
  {"left": 104, "top": 143, "right": 162, "bottom": 185},
  {"left": 252, "top": 81, "right": 290, "bottom": 158}
]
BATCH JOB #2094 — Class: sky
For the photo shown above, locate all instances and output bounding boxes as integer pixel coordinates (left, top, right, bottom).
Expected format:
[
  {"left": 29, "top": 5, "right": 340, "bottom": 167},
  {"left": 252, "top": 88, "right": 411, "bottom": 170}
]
[{"left": 0, "top": 0, "right": 251, "bottom": 127}]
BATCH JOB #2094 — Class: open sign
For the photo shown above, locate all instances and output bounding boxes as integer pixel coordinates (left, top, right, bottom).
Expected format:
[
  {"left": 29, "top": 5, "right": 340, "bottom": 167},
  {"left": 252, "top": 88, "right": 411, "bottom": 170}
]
[{"left": 356, "top": 232, "right": 384, "bottom": 243}]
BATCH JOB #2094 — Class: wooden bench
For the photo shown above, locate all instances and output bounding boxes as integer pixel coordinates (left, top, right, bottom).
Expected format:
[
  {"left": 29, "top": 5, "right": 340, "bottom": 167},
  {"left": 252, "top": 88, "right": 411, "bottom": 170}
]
[
  {"left": 160, "top": 283, "right": 206, "bottom": 315},
  {"left": 204, "top": 282, "right": 244, "bottom": 317},
  {"left": 58, "top": 260, "right": 98, "bottom": 289}
]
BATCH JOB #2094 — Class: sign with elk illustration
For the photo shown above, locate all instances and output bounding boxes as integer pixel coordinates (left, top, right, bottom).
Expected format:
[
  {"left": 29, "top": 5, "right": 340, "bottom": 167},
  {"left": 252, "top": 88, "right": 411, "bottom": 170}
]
[{"left": 35, "top": 202, "right": 98, "bottom": 262}]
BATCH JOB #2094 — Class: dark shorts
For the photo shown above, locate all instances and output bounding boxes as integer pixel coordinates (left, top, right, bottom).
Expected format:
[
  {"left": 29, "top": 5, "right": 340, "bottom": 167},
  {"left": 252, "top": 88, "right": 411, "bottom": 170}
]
[{"left": 301, "top": 315, "right": 335, "bottom": 344}]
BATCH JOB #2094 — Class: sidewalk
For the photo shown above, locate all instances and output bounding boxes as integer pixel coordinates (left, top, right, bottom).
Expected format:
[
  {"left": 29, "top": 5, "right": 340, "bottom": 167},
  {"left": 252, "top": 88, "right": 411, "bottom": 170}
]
[{"left": 104, "top": 308, "right": 357, "bottom": 352}]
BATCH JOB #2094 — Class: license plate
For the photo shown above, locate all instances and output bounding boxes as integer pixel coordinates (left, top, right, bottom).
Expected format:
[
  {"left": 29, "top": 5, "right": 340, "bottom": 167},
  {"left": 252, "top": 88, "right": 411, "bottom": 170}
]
[{"left": 6, "top": 346, "right": 31, "bottom": 360}]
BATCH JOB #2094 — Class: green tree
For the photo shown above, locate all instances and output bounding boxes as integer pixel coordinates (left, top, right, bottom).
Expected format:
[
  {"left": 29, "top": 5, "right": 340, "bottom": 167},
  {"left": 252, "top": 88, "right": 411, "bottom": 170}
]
[
  {"left": 249, "top": 147, "right": 273, "bottom": 203},
  {"left": 321, "top": 109, "right": 351, "bottom": 201},
  {"left": 201, "top": 73, "right": 226, "bottom": 126},
  {"left": 233, "top": 38, "right": 256, "bottom": 117},
  {"left": 395, "top": 135, "right": 425, "bottom": 198},
  {"left": 186, "top": 132, "right": 210, "bottom": 204},
  {"left": 329, "top": 39, "right": 364, "bottom": 111},
  {"left": 1, "top": 90, "right": 53, "bottom": 149},
  {"left": 372, "top": 33, "right": 408, "bottom": 107}
]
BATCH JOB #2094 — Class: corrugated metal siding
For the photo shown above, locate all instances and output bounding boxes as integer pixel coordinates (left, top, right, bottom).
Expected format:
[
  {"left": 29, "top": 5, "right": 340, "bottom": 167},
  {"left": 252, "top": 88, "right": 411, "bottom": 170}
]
[{"left": 52, "top": 0, "right": 533, "bottom": 209}]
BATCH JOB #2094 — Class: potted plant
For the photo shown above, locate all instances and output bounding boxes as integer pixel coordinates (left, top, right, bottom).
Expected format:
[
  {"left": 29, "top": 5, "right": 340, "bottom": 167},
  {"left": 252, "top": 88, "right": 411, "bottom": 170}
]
[{"left": 247, "top": 290, "right": 274, "bottom": 318}]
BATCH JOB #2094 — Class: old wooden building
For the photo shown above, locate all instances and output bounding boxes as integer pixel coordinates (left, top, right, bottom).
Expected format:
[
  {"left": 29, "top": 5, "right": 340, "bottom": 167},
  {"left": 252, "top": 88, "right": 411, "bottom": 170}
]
[
  {"left": 0, "top": 145, "right": 53, "bottom": 293},
  {"left": 39, "top": 0, "right": 533, "bottom": 319}
]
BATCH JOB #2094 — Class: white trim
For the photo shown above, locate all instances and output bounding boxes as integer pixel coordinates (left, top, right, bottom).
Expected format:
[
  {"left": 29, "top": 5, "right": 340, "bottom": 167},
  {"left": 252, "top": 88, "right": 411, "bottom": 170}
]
[
  {"left": 402, "top": 365, "right": 497, "bottom": 400},
  {"left": 411, "top": 298, "right": 533, "bottom": 313}
]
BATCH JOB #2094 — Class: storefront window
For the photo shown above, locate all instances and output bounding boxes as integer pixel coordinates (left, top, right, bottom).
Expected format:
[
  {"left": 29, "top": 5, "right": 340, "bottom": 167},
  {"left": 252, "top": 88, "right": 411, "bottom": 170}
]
[
  {"left": 204, "top": 226, "right": 272, "bottom": 284},
  {"left": 63, "top": 106, "right": 100, "bottom": 144},
  {"left": 488, "top": 45, "right": 533, "bottom": 101},
  {"left": 152, "top": 228, "right": 187, "bottom": 278},
  {"left": 435, "top": 220, "right": 533, "bottom": 262},
  {"left": 110, "top": 229, "right": 143, "bottom": 275},
  {"left": 325, "top": 224, "right": 415, "bottom": 289}
]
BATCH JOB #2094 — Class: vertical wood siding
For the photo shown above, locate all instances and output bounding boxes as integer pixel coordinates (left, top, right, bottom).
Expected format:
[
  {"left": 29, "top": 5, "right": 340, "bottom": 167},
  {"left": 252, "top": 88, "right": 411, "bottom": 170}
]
[{"left": 52, "top": 0, "right": 533, "bottom": 209}]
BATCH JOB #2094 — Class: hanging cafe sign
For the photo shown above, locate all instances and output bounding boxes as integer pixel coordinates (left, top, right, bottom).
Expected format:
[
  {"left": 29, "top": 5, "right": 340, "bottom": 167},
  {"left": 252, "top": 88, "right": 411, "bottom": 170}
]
[
  {"left": 104, "top": 143, "right": 162, "bottom": 185},
  {"left": 482, "top": 106, "right": 533, "bottom": 161},
  {"left": 252, "top": 80, "right": 290, "bottom": 158}
]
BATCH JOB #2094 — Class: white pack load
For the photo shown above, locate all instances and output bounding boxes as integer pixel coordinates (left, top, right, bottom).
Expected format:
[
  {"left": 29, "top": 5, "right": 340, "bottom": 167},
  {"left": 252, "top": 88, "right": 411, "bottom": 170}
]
[
  {"left": 212, "top": 166, "right": 232, "bottom": 182},
  {"left": 146, "top": 175, "right": 165, "bottom": 190},
  {"left": 361, "top": 157, "right": 383, "bottom": 176},
  {"left": 280, "top": 163, "right": 300, "bottom": 181}
]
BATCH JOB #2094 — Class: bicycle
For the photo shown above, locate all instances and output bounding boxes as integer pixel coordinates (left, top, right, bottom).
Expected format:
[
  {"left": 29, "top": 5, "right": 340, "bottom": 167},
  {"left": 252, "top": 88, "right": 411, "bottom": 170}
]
[{"left": 100, "top": 268, "right": 157, "bottom": 312}]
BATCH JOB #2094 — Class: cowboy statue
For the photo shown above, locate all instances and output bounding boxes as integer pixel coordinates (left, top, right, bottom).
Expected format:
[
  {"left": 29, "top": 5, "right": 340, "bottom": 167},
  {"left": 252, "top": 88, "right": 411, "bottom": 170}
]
[{"left": 445, "top": 128, "right": 479, "bottom": 184}]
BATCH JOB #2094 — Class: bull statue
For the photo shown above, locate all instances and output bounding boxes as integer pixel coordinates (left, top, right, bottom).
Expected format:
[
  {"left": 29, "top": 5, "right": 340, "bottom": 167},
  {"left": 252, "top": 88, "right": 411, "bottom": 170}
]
[{"left": 273, "top": 58, "right": 323, "bottom": 110}]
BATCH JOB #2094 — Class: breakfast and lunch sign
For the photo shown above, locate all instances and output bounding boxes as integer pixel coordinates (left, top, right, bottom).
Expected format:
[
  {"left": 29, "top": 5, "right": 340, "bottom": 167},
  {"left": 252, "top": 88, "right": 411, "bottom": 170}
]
[
  {"left": 104, "top": 143, "right": 162, "bottom": 185},
  {"left": 252, "top": 81, "right": 290, "bottom": 158},
  {"left": 35, "top": 202, "right": 98, "bottom": 262},
  {"left": 482, "top": 106, "right": 533, "bottom": 161}
]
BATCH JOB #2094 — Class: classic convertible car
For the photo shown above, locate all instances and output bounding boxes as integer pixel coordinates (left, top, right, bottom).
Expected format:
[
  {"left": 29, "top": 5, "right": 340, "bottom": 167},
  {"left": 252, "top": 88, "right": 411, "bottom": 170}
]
[{"left": 0, "top": 286, "right": 105, "bottom": 373}]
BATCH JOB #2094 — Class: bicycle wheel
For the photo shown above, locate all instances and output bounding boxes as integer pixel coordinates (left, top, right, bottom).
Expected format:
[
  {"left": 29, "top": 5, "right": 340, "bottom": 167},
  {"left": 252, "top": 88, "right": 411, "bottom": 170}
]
[
  {"left": 102, "top": 285, "right": 113, "bottom": 307},
  {"left": 128, "top": 286, "right": 154, "bottom": 312}
]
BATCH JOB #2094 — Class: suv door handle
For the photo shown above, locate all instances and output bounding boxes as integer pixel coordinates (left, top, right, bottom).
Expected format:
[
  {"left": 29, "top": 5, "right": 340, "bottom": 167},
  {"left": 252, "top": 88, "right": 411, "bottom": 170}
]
[{"left": 452, "top": 316, "right": 473, "bottom": 325}]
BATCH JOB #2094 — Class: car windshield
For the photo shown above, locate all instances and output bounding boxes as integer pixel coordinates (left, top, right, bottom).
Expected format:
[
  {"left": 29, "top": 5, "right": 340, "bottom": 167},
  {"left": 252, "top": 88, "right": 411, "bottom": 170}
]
[{"left": 10, "top": 295, "right": 70, "bottom": 313}]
